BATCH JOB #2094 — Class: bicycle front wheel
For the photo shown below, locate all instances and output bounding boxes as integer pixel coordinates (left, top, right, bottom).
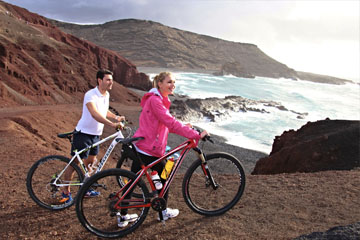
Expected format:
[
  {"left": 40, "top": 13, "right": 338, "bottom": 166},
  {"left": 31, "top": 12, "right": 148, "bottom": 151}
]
[
  {"left": 76, "top": 168, "right": 150, "bottom": 238},
  {"left": 182, "top": 152, "right": 246, "bottom": 216},
  {"left": 26, "top": 155, "right": 84, "bottom": 210}
]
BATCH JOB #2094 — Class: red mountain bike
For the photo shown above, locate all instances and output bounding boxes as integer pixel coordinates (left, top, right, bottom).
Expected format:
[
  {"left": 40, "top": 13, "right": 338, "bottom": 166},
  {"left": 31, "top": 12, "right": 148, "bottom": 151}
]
[{"left": 75, "top": 134, "right": 246, "bottom": 238}]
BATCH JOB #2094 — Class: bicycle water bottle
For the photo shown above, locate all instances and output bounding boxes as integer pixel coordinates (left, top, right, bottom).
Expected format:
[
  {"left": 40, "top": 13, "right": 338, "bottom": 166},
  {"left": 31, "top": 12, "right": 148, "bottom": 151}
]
[
  {"left": 161, "top": 157, "right": 175, "bottom": 179},
  {"left": 151, "top": 171, "right": 163, "bottom": 190}
]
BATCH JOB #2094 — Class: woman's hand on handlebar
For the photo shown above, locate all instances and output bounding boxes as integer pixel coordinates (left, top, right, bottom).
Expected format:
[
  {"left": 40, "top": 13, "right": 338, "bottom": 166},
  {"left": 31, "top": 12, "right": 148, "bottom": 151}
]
[
  {"left": 200, "top": 130, "right": 209, "bottom": 139},
  {"left": 200, "top": 130, "right": 213, "bottom": 143},
  {"left": 186, "top": 124, "right": 211, "bottom": 142}
]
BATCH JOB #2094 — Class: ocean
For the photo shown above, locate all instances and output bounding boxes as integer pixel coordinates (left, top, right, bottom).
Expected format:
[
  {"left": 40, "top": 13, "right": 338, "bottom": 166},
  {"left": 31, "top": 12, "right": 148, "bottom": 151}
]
[{"left": 148, "top": 72, "right": 360, "bottom": 154}]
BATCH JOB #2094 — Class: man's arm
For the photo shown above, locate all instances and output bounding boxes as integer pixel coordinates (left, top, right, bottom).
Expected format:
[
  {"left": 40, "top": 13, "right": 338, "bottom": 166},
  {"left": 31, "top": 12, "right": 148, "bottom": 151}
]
[
  {"left": 106, "top": 110, "right": 125, "bottom": 122},
  {"left": 86, "top": 102, "right": 118, "bottom": 128}
]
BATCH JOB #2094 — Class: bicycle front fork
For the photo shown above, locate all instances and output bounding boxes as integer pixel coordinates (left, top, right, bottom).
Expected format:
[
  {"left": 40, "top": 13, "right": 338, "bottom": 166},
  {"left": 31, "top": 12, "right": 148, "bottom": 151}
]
[{"left": 194, "top": 148, "right": 219, "bottom": 190}]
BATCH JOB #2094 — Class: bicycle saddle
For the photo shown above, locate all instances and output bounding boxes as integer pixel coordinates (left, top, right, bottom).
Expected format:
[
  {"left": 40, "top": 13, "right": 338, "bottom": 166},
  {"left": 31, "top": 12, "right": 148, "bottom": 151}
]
[{"left": 117, "top": 137, "right": 144, "bottom": 144}]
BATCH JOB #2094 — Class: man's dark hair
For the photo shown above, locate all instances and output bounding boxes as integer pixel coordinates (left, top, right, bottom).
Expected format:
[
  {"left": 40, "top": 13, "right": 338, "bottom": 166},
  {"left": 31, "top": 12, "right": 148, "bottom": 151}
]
[{"left": 96, "top": 69, "right": 113, "bottom": 85}]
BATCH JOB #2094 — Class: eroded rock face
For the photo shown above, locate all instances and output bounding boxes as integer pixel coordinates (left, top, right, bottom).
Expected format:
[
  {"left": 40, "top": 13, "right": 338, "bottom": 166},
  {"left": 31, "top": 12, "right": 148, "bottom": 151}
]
[
  {"left": 252, "top": 119, "right": 360, "bottom": 175},
  {"left": 0, "top": 2, "right": 151, "bottom": 107}
]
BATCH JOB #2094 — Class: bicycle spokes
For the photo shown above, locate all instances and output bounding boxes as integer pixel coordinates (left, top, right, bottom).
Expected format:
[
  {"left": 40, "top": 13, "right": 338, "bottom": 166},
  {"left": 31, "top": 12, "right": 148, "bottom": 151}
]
[{"left": 27, "top": 155, "right": 84, "bottom": 210}]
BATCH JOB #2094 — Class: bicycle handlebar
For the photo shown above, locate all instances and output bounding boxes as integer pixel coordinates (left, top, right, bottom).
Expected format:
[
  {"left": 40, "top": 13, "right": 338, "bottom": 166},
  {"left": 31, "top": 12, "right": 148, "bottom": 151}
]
[
  {"left": 192, "top": 126, "right": 213, "bottom": 144},
  {"left": 203, "top": 134, "right": 214, "bottom": 143},
  {"left": 116, "top": 120, "right": 126, "bottom": 131}
]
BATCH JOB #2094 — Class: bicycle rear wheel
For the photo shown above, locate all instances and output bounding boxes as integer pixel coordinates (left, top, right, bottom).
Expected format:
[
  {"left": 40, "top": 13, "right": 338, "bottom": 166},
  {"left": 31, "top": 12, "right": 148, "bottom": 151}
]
[
  {"left": 26, "top": 155, "right": 84, "bottom": 210},
  {"left": 182, "top": 152, "right": 246, "bottom": 216},
  {"left": 76, "top": 168, "right": 150, "bottom": 238}
]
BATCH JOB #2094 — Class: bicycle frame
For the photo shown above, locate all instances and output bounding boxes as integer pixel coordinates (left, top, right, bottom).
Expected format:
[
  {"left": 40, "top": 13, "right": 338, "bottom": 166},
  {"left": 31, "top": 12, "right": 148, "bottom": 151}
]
[
  {"left": 53, "top": 130, "right": 126, "bottom": 188},
  {"left": 115, "top": 138, "right": 205, "bottom": 210}
]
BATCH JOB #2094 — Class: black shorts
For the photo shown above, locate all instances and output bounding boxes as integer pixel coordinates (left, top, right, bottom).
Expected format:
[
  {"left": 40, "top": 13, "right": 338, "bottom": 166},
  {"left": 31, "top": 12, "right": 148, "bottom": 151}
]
[
  {"left": 71, "top": 131, "right": 100, "bottom": 159},
  {"left": 131, "top": 152, "right": 166, "bottom": 179}
]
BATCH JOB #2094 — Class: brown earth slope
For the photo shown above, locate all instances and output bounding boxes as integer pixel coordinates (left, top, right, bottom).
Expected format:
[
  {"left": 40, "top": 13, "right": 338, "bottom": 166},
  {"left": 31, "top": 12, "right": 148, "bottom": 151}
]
[
  {"left": 0, "top": 104, "right": 359, "bottom": 240},
  {"left": 0, "top": 1, "right": 151, "bottom": 108}
]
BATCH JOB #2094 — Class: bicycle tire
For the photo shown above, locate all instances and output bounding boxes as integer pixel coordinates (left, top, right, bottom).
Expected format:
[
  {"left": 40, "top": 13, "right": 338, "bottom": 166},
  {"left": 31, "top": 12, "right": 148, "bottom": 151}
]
[
  {"left": 76, "top": 168, "right": 150, "bottom": 238},
  {"left": 26, "top": 155, "right": 84, "bottom": 210},
  {"left": 182, "top": 152, "right": 246, "bottom": 216}
]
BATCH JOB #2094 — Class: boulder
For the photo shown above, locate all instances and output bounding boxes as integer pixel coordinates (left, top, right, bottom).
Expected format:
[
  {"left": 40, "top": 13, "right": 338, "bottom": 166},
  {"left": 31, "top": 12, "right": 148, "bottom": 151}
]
[{"left": 252, "top": 119, "right": 360, "bottom": 174}]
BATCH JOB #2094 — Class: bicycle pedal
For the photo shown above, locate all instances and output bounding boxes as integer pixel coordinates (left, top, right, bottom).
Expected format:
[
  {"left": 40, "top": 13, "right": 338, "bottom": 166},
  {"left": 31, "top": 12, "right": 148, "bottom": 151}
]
[{"left": 92, "top": 183, "right": 107, "bottom": 190}]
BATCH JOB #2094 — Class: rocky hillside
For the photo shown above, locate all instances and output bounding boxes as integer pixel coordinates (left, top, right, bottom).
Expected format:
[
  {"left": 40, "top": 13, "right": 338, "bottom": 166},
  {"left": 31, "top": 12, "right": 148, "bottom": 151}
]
[
  {"left": 50, "top": 19, "right": 353, "bottom": 84},
  {"left": 0, "top": 1, "right": 151, "bottom": 107},
  {"left": 50, "top": 19, "right": 299, "bottom": 80},
  {"left": 252, "top": 119, "right": 360, "bottom": 175}
]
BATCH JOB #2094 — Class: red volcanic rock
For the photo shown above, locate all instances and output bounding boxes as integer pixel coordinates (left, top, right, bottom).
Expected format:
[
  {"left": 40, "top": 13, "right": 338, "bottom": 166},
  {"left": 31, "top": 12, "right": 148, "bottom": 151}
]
[
  {"left": 0, "top": 1, "right": 151, "bottom": 107},
  {"left": 252, "top": 119, "right": 360, "bottom": 174}
]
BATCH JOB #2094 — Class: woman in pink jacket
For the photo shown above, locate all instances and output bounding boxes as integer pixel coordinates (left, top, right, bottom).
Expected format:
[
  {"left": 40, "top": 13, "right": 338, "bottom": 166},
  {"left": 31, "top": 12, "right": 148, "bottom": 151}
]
[{"left": 118, "top": 72, "right": 208, "bottom": 227}]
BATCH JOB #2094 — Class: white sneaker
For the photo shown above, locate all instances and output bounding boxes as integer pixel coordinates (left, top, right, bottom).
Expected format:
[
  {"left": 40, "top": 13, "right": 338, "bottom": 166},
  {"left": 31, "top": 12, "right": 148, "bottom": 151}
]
[
  {"left": 158, "top": 208, "right": 179, "bottom": 221},
  {"left": 117, "top": 213, "right": 138, "bottom": 228}
]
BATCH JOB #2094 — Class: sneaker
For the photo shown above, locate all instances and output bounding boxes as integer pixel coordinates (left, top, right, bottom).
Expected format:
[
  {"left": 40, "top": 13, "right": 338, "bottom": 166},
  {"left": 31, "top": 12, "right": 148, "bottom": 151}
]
[
  {"left": 117, "top": 213, "right": 138, "bottom": 228},
  {"left": 158, "top": 208, "right": 179, "bottom": 221},
  {"left": 59, "top": 192, "right": 72, "bottom": 204},
  {"left": 85, "top": 189, "right": 100, "bottom": 197}
]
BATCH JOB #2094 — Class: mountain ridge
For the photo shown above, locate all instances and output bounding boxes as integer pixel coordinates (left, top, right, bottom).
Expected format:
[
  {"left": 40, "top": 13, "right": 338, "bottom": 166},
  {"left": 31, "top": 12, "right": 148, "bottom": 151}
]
[
  {"left": 50, "top": 18, "right": 353, "bottom": 85},
  {"left": 50, "top": 18, "right": 297, "bottom": 79}
]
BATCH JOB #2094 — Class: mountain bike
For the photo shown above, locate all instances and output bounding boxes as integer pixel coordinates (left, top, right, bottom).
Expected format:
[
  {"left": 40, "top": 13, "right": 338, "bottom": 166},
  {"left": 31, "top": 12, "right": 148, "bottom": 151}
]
[
  {"left": 26, "top": 122, "right": 142, "bottom": 210},
  {"left": 75, "top": 133, "right": 246, "bottom": 238}
]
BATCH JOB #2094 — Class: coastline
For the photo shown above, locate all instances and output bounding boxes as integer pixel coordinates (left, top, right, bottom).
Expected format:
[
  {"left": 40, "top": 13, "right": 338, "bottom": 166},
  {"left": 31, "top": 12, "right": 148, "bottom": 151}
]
[
  {"left": 137, "top": 66, "right": 355, "bottom": 85},
  {"left": 137, "top": 66, "right": 216, "bottom": 75}
]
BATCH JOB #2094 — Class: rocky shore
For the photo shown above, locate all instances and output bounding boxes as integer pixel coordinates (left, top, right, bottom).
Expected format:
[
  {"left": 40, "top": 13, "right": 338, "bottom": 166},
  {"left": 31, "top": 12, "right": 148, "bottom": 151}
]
[{"left": 170, "top": 94, "right": 308, "bottom": 123}]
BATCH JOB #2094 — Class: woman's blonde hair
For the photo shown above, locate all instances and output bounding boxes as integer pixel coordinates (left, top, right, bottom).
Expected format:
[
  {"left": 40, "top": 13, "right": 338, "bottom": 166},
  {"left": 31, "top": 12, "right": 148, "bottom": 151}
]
[{"left": 153, "top": 72, "right": 172, "bottom": 89}]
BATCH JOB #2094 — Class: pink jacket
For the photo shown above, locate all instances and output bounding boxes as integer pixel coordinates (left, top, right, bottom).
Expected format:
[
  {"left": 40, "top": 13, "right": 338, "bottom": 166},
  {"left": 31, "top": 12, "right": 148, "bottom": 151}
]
[{"left": 133, "top": 88, "right": 201, "bottom": 157}]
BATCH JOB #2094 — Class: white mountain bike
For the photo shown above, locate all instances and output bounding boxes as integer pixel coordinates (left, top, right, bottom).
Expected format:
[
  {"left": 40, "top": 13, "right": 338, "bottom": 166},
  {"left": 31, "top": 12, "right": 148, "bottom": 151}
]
[{"left": 26, "top": 122, "right": 143, "bottom": 210}]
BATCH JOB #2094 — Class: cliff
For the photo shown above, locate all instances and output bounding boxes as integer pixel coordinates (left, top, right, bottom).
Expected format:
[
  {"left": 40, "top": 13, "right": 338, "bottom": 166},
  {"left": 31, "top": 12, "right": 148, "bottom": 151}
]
[{"left": 0, "top": 1, "right": 151, "bottom": 107}]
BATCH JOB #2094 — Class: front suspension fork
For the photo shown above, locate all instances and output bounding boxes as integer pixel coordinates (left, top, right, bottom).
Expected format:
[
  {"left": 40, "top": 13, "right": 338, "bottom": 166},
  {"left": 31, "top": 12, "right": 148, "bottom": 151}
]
[{"left": 194, "top": 147, "right": 218, "bottom": 190}]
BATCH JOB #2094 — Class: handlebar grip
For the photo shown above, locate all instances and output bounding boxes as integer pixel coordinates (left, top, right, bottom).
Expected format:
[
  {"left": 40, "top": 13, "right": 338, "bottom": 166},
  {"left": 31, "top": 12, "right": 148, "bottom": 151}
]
[{"left": 116, "top": 121, "right": 125, "bottom": 130}]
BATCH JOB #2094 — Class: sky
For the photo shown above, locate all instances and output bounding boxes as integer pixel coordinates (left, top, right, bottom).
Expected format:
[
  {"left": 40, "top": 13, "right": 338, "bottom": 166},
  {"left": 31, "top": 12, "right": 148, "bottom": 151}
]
[{"left": 4, "top": 0, "right": 360, "bottom": 81}]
